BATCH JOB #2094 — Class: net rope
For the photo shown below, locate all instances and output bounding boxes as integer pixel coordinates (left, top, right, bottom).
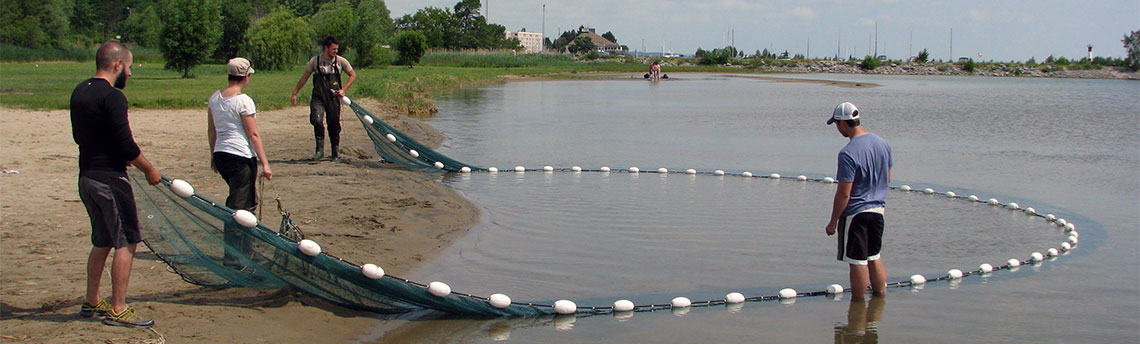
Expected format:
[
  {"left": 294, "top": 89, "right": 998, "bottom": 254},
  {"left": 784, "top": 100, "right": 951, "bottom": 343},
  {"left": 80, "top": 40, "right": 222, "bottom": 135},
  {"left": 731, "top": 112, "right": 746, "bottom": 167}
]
[{"left": 133, "top": 100, "right": 1081, "bottom": 317}]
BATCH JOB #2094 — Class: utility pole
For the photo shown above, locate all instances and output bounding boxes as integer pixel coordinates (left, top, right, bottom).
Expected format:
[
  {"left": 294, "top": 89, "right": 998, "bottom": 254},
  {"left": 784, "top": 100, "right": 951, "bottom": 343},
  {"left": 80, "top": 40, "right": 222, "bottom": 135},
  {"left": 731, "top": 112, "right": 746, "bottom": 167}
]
[
  {"left": 807, "top": 36, "right": 810, "bottom": 59},
  {"left": 836, "top": 30, "right": 841, "bottom": 60},
  {"left": 950, "top": 27, "right": 953, "bottom": 61},
  {"left": 909, "top": 31, "right": 913, "bottom": 59},
  {"left": 541, "top": 4, "right": 545, "bottom": 53},
  {"left": 874, "top": 21, "right": 878, "bottom": 57}
]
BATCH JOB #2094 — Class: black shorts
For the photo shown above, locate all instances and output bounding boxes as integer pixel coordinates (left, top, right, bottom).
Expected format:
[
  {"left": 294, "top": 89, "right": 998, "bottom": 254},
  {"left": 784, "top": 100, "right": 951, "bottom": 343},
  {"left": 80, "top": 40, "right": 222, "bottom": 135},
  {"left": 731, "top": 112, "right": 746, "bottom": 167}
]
[
  {"left": 79, "top": 171, "right": 142, "bottom": 248},
  {"left": 837, "top": 207, "right": 885, "bottom": 266}
]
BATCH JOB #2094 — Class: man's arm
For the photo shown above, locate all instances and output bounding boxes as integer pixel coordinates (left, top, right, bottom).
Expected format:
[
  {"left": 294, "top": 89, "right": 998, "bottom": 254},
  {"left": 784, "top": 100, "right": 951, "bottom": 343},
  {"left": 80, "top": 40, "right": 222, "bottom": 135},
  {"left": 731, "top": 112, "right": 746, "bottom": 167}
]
[
  {"left": 130, "top": 153, "right": 161, "bottom": 185},
  {"left": 207, "top": 108, "right": 217, "bottom": 173},
  {"left": 336, "top": 62, "right": 356, "bottom": 97},
  {"left": 291, "top": 70, "right": 313, "bottom": 105},
  {"left": 825, "top": 181, "right": 853, "bottom": 236}
]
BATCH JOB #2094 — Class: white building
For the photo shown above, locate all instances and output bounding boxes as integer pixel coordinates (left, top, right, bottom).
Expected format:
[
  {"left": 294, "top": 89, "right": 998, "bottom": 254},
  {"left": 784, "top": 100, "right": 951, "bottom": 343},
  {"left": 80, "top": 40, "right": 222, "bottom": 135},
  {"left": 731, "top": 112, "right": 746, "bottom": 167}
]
[{"left": 505, "top": 30, "right": 543, "bottom": 53}]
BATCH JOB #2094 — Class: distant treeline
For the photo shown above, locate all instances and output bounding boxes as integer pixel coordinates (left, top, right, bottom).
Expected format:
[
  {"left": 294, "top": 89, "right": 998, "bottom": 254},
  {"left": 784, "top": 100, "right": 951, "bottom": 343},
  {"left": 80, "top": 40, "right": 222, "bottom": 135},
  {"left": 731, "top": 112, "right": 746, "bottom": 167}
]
[{"left": 0, "top": 0, "right": 521, "bottom": 73}]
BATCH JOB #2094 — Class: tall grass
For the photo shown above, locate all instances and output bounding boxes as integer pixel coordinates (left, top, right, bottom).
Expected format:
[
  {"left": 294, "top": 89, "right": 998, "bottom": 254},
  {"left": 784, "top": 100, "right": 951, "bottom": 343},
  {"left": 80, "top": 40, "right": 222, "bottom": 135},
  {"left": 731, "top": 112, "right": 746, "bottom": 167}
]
[{"left": 0, "top": 44, "right": 165, "bottom": 63}]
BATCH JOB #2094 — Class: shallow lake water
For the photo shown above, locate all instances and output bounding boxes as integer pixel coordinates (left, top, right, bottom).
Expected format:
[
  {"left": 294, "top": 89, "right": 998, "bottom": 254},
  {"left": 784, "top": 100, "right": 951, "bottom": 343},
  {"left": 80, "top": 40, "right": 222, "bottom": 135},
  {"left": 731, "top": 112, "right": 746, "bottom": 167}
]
[{"left": 361, "top": 74, "right": 1138, "bottom": 343}]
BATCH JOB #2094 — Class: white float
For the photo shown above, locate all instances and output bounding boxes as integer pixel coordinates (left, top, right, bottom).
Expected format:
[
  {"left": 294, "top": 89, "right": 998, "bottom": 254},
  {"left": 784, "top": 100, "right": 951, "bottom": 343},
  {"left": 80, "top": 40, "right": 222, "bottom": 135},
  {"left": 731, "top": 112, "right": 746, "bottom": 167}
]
[
  {"left": 979, "top": 263, "right": 994, "bottom": 273},
  {"left": 1046, "top": 214, "right": 1056, "bottom": 221},
  {"left": 362, "top": 264, "right": 385, "bottom": 279},
  {"left": 900, "top": 185, "right": 912, "bottom": 191},
  {"left": 987, "top": 198, "right": 1000, "bottom": 205},
  {"left": 553, "top": 300, "right": 577, "bottom": 315},
  {"left": 571, "top": 166, "right": 582, "bottom": 172},
  {"left": 489, "top": 293, "right": 512, "bottom": 309},
  {"left": 1008, "top": 202, "right": 1020, "bottom": 210},
  {"left": 909, "top": 274, "right": 927, "bottom": 284},
  {"left": 658, "top": 168, "right": 668, "bottom": 174},
  {"left": 770, "top": 173, "right": 781, "bottom": 179},
  {"left": 1047, "top": 248, "right": 1059, "bottom": 257},
  {"left": 725, "top": 292, "right": 746, "bottom": 304},
  {"left": 948, "top": 269, "right": 964, "bottom": 279},
  {"left": 459, "top": 166, "right": 471, "bottom": 173},
  {"left": 685, "top": 168, "right": 697, "bottom": 175},
  {"left": 515, "top": 166, "right": 526, "bottom": 173},
  {"left": 714, "top": 170, "right": 725, "bottom": 176},
  {"left": 797, "top": 175, "right": 808, "bottom": 181},
  {"left": 778, "top": 288, "right": 797, "bottom": 299},
  {"left": 1067, "top": 236, "right": 1079, "bottom": 245},
  {"left": 741, "top": 171, "right": 752, "bottom": 177},
  {"left": 1056, "top": 218, "right": 1068, "bottom": 227},
  {"left": 613, "top": 299, "right": 635, "bottom": 312},
  {"left": 945, "top": 191, "right": 957, "bottom": 197},
  {"left": 362, "top": 115, "right": 374, "bottom": 125},
  {"left": 1007, "top": 258, "right": 1021, "bottom": 267},
  {"left": 233, "top": 210, "right": 258, "bottom": 228},
  {"left": 434, "top": 161, "right": 445, "bottom": 169},
  {"left": 823, "top": 177, "right": 836, "bottom": 183},
  {"left": 341, "top": 96, "right": 351, "bottom": 105},
  {"left": 543, "top": 166, "right": 554, "bottom": 172},
  {"left": 671, "top": 297, "right": 692, "bottom": 308},
  {"left": 1065, "top": 223, "right": 1076, "bottom": 232},
  {"left": 600, "top": 166, "right": 611, "bottom": 172},
  {"left": 298, "top": 239, "right": 321, "bottom": 256},
  {"left": 1061, "top": 242, "right": 1072, "bottom": 250},
  {"left": 385, "top": 133, "right": 396, "bottom": 142},
  {"left": 629, "top": 167, "right": 640, "bottom": 173},
  {"left": 170, "top": 179, "right": 195, "bottom": 198},
  {"left": 826, "top": 284, "right": 844, "bottom": 294},
  {"left": 923, "top": 188, "right": 935, "bottom": 194},
  {"left": 409, "top": 149, "right": 419, "bottom": 158},
  {"left": 968, "top": 195, "right": 980, "bottom": 201},
  {"left": 1069, "top": 230, "right": 1079, "bottom": 238},
  {"left": 1030, "top": 252, "right": 1044, "bottom": 262},
  {"left": 488, "top": 167, "right": 499, "bottom": 173},
  {"left": 427, "top": 281, "right": 451, "bottom": 297},
  {"left": 1025, "top": 207, "right": 1036, "bottom": 214}
]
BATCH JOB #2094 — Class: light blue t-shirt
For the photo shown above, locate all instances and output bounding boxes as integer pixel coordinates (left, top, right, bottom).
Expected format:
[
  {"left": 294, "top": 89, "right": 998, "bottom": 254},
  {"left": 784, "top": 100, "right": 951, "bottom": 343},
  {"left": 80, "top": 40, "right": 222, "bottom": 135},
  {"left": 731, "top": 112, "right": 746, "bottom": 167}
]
[{"left": 836, "top": 133, "right": 893, "bottom": 216}]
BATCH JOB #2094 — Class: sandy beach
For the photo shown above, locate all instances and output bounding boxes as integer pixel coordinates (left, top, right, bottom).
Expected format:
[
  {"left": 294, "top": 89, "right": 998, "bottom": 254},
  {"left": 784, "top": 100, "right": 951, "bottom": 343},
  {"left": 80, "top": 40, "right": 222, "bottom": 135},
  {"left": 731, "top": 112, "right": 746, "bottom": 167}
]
[{"left": 0, "top": 98, "right": 479, "bottom": 343}]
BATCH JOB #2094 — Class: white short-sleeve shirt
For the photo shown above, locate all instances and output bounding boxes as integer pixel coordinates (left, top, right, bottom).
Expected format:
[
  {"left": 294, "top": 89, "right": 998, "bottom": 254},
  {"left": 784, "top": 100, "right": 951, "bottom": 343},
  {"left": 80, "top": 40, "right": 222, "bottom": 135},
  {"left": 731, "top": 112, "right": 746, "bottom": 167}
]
[{"left": 209, "top": 90, "right": 257, "bottom": 158}]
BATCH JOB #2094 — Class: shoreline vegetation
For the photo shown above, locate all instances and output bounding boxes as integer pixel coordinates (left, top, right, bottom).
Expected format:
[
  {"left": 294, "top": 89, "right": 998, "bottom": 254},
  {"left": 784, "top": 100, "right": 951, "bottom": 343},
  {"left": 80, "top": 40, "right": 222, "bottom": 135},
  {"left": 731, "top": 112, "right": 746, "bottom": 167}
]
[{"left": 2, "top": 51, "right": 1136, "bottom": 116}]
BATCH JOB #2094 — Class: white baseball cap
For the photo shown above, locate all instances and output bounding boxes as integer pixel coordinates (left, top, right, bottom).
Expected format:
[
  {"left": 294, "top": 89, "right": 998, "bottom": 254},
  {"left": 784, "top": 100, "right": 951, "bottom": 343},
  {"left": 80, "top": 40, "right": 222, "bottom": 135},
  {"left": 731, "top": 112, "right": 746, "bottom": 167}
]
[
  {"left": 227, "top": 57, "right": 255, "bottom": 77},
  {"left": 827, "top": 102, "right": 859, "bottom": 125}
]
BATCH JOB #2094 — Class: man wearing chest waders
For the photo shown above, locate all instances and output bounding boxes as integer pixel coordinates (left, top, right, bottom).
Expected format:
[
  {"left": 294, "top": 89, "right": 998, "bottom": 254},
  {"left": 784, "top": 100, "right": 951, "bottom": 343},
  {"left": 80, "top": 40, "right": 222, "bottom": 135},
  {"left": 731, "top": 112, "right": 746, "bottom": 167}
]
[{"left": 291, "top": 36, "right": 356, "bottom": 162}]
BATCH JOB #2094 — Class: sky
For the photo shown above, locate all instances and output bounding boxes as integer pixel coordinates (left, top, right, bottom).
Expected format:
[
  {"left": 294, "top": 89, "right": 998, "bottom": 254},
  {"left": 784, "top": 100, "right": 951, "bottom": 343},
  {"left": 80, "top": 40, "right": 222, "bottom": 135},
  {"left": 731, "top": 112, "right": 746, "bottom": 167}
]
[{"left": 386, "top": 0, "right": 1139, "bottom": 61}]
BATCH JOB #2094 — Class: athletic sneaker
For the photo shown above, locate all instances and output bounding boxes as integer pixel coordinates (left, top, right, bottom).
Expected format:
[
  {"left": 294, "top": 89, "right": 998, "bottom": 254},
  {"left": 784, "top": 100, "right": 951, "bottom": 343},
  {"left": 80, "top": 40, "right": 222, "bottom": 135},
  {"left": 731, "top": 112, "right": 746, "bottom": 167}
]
[
  {"left": 102, "top": 306, "right": 154, "bottom": 328},
  {"left": 78, "top": 299, "right": 111, "bottom": 317}
]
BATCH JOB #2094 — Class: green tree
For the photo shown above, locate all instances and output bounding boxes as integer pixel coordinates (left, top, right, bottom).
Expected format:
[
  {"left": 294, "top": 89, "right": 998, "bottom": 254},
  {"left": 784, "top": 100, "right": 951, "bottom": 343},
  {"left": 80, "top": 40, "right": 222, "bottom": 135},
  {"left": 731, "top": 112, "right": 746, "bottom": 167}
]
[
  {"left": 915, "top": 48, "right": 930, "bottom": 63},
  {"left": 393, "top": 30, "right": 427, "bottom": 67},
  {"left": 395, "top": 7, "right": 454, "bottom": 48},
  {"left": 349, "top": 0, "right": 395, "bottom": 68},
  {"left": 1123, "top": 30, "right": 1140, "bottom": 70},
  {"left": 119, "top": 4, "right": 161, "bottom": 48},
  {"left": 569, "top": 36, "right": 594, "bottom": 55},
  {"left": 859, "top": 55, "right": 881, "bottom": 70},
  {"left": 960, "top": 59, "right": 975, "bottom": 72},
  {"left": 160, "top": 0, "right": 223, "bottom": 78},
  {"left": 310, "top": 0, "right": 355, "bottom": 43},
  {"left": 213, "top": 1, "right": 253, "bottom": 60},
  {"left": 601, "top": 31, "right": 617, "bottom": 44},
  {"left": 247, "top": 8, "right": 314, "bottom": 71},
  {"left": 0, "top": 0, "right": 72, "bottom": 48}
]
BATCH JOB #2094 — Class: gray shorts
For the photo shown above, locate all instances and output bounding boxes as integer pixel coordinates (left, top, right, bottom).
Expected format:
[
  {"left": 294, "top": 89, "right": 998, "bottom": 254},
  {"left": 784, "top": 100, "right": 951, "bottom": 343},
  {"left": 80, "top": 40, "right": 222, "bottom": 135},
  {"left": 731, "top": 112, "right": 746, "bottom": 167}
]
[{"left": 79, "top": 171, "right": 142, "bottom": 248}]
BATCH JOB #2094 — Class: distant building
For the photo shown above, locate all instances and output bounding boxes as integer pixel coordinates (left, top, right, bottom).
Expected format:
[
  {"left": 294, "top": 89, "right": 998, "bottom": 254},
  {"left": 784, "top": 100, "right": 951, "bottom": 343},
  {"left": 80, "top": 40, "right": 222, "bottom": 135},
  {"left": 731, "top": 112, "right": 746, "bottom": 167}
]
[
  {"left": 505, "top": 29, "right": 543, "bottom": 53},
  {"left": 575, "top": 27, "right": 624, "bottom": 55}
]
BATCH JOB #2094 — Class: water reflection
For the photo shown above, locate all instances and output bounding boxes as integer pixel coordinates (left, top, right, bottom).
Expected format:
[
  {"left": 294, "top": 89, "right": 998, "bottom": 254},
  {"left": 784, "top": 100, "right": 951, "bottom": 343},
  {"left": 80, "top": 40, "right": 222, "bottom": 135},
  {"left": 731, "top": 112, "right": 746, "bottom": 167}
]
[{"left": 834, "top": 296, "right": 886, "bottom": 344}]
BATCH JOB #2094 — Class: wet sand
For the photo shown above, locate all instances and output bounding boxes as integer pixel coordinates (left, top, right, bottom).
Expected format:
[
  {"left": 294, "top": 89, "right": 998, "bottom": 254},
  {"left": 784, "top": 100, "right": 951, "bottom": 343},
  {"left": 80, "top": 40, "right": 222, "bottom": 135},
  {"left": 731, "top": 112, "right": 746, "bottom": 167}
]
[{"left": 0, "top": 98, "right": 479, "bottom": 343}]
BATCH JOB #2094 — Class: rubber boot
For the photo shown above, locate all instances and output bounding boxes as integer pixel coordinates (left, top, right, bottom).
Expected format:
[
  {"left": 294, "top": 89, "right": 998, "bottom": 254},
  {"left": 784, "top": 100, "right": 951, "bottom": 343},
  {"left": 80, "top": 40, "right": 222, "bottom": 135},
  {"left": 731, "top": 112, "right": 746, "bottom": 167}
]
[
  {"left": 312, "top": 138, "right": 324, "bottom": 160},
  {"left": 330, "top": 144, "right": 340, "bottom": 162}
]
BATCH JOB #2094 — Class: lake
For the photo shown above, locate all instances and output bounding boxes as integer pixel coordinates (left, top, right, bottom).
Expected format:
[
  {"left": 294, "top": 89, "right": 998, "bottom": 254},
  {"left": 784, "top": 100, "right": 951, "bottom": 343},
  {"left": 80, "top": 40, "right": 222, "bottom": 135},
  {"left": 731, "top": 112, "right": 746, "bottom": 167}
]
[{"left": 364, "top": 74, "right": 1139, "bottom": 343}]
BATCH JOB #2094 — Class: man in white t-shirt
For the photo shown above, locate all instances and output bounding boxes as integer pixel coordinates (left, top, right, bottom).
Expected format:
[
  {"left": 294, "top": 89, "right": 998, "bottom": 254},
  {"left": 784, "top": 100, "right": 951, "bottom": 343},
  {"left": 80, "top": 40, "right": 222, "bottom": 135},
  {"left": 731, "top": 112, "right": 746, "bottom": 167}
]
[
  {"left": 291, "top": 36, "right": 356, "bottom": 162},
  {"left": 208, "top": 57, "right": 272, "bottom": 269}
]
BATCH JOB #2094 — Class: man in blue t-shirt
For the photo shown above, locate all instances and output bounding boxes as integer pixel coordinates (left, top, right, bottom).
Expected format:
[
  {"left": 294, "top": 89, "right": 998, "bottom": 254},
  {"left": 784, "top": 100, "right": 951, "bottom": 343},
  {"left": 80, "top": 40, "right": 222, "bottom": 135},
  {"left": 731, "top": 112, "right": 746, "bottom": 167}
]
[{"left": 824, "top": 102, "right": 893, "bottom": 301}]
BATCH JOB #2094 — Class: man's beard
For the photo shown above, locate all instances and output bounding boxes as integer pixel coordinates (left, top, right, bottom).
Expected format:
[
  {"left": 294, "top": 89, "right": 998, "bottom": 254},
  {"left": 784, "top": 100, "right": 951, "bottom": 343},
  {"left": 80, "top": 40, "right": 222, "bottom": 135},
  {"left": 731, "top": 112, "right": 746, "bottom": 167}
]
[{"left": 113, "top": 69, "right": 128, "bottom": 89}]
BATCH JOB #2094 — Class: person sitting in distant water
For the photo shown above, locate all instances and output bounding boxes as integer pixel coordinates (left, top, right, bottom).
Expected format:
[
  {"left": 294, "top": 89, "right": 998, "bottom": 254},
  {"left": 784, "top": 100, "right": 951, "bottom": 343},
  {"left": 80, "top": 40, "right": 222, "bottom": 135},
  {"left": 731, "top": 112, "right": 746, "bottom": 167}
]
[{"left": 649, "top": 61, "right": 662, "bottom": 81}]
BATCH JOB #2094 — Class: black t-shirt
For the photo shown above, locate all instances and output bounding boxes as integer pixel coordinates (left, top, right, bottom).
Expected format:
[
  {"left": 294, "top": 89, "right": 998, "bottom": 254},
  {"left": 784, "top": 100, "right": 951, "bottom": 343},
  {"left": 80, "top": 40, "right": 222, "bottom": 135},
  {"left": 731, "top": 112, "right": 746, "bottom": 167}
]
[{"left": 71, "top": 78, "right": 141, "bottom": 176}]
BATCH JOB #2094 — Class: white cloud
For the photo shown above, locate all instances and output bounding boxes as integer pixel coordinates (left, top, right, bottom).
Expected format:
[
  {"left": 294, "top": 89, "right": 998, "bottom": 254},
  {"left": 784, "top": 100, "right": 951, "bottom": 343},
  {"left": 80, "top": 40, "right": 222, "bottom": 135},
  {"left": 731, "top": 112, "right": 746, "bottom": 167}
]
[
  {"left": 969, "top": 9, "right": 990, "bottom": 21},
  {"left": 791, "top": 6, "right": 816, "bottom": 20}
]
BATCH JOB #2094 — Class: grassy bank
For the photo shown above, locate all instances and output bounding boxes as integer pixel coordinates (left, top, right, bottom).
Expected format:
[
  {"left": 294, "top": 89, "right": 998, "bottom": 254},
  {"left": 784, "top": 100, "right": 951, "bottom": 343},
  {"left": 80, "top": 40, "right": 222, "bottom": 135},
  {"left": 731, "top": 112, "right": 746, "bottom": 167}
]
[{"left": 0, "top": 52, "right": 754, "bottom": 112}]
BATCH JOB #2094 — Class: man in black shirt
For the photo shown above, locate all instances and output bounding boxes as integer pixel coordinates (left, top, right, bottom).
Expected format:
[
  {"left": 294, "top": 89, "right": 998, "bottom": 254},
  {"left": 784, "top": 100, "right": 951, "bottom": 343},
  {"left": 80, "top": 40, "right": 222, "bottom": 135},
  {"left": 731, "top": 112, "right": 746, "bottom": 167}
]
[{"left": 71, "top": 41, "right": 161, "bottom": 328}]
